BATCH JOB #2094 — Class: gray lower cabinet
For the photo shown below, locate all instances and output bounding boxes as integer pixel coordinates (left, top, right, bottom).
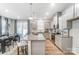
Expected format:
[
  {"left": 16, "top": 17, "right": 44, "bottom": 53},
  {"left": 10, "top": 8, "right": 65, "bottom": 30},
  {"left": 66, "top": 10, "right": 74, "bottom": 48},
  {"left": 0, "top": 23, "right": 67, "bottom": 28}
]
[
  {"left": 29, "top": 40, "right": 45, "bottom": 55},
  {"left": 55, "top": 35, "right": 72, "bottom": 53}
]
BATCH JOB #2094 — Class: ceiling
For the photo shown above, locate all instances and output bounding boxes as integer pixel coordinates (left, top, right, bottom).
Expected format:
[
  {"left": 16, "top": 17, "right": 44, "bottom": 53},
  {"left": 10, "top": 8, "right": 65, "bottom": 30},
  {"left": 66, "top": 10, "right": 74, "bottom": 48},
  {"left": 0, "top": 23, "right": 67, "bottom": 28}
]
[{"left": 0, "top": 3, "right": 73, "bottom": 20}]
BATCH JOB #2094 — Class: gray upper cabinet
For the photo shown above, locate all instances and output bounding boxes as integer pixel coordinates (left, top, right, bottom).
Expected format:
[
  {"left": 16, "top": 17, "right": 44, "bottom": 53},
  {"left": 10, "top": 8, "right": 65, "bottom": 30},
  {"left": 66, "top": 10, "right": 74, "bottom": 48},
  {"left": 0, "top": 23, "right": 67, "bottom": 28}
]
[
  {"left": 75, "top": 4, "right": 79, "bottom": 17},
  {"left": 59, "top": 16, "right": 63, "bottom": 30},
  {"left": 60, "top": 5, "right": 74, "bottom": 29}
]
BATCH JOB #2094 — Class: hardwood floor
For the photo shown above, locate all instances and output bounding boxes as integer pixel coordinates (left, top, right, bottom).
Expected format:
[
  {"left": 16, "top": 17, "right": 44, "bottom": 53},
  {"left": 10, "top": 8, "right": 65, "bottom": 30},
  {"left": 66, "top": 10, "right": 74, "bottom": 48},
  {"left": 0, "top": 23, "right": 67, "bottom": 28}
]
[
  {"left": 45, "top": 39, "right": 63, "bottom": 55},
  {"left": 45, "top": 39, "right": 75, "bottom": 55}
]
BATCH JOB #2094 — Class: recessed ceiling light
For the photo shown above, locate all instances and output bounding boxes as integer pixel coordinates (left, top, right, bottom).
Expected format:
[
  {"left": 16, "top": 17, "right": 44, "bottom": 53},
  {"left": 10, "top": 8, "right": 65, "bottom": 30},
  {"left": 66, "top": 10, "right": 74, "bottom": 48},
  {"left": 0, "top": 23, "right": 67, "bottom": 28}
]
[
  {"left": 76, "top": 3, "right": 79, "bottom": 8},
  {"left": 29, "top": 17, "right": 33, "bottom": 20},
  {"left": 17, "top": 16, "right": 20, "bottom": 19},
  {"left": 45, "top": 12, "right": 49, "bottom": 16},
  {"left": 50, "top": 3, "right": 55, "bottom": 6},
  {"left": 5, "top": 9, "right": 9, "bottom": 12}
]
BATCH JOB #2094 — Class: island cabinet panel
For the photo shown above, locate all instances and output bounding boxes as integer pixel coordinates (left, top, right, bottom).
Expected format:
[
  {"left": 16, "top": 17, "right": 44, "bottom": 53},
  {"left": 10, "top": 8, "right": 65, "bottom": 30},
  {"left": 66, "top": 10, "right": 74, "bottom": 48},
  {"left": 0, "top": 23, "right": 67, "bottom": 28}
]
[
  {"left": 31, "top": 40, "right": 45, "bottom": 55},
  {"left": 55, "top": 35, "right": 72, "bottom": 53}
]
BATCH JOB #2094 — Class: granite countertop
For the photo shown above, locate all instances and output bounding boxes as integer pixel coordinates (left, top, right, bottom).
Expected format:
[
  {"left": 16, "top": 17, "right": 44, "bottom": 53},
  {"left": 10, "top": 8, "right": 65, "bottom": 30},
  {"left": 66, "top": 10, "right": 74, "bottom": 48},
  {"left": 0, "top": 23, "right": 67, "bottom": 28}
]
[
  {"left": 28, "top": 33, "right": 45, "bottom": 41},
  {"left": 55, "top": 34, "right": 72, "bottom": 38}
]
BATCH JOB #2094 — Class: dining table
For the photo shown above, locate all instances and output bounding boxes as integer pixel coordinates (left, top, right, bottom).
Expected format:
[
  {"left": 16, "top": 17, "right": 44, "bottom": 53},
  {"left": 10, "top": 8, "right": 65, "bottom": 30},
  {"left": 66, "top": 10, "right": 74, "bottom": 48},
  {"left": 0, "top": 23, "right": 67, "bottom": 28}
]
[{"left": 0, "top": 34, "right": 20, "bottom": 54}]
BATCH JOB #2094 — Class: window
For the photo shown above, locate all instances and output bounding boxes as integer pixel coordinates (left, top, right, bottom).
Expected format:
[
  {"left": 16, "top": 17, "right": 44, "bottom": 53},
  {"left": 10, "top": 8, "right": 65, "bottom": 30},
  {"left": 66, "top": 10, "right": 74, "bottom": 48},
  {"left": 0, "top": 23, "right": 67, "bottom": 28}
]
[
  {"left": 1, "top": 17, "right": 7, "bottom": 35},
  {"left": 8, "top": 19, "right": 15, "bottom": 35},
  {"left": 17, "top": 21, "right": 23, "bottom": 37},
  {"left": 22, "top": 22, "right": 28, "bottom": 37},
  {"left": 16, "top": 20, "right": 28, "bottom": 38}
]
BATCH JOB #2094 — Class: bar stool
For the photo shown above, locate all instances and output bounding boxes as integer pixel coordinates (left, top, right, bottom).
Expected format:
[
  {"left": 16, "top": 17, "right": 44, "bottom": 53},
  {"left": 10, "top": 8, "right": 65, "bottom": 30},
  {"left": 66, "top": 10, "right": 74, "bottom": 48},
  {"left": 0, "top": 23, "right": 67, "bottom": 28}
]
[
  {"left": 0, "top": 43, "right": 1, "bottom": 52},
  {"left": 17, "top": 40, "right": 28, "bottom": 55},
  {"left": 13, "top": 35, "right": 20, "bottom": 47},
  {"left": 8, "top": 36, "right": 14, "bottom": 48},
  {"left": 14, "top": 35, "right": 20, "bottom": 42}
]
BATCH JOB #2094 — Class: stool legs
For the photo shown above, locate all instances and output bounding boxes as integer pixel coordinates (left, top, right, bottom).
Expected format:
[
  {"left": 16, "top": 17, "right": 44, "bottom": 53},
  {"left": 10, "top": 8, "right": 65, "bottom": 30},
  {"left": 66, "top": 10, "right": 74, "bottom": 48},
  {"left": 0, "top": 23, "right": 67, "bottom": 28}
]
[
  {"left": 17, "top": 47, "right": 19, "bottom": 55},
  {"left": 25, "top": 45, "right": 28, "bottom": 55},
  {"left": 17, "top": 46, "right": 28, "bottom": 55},
  {"left": 21, "top": 46, "right": 25, "bottom": 55}
]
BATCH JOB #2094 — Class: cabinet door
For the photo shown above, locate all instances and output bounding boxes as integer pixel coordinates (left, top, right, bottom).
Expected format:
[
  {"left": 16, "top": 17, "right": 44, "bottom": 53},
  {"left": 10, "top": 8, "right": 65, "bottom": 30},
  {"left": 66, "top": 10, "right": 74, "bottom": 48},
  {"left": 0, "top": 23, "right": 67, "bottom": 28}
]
[
  {"left": 55, "top": 36, "right": 59, "bottom": 46},
  {"left": 75, "top": 4, "right": 79, "bottom": 17},
  {"left": 72, "top": 20, "right": 79, "bottom": 52},
  {"left": 37, "top": 20, "right": 44, "bottom": 32},
  {"left": 55, "top": 36, "right": 62, "bottom": 49},
  {"left": 59, "top": 37, "right": 62, "bottom": 50},
  {"left": 31, "top": 40, "right": 45, "bottom": 55},
  {"left": 59, "top": 16, "right": 63, "bottom": 30},
  {"left": 62, "top": 5, "right": 74, "bottom": 29},
  {"left": 53, "top": 15, "right": 57, "bottom": 26},
  {"left": 65, "top": 5, "right": 74, "bottom": 20},
  {"left": 62, "top": 37, "right": 72, "bottom": 52},
  {"left": 62, "top": 15, "right": 67, "bottom": 29}
]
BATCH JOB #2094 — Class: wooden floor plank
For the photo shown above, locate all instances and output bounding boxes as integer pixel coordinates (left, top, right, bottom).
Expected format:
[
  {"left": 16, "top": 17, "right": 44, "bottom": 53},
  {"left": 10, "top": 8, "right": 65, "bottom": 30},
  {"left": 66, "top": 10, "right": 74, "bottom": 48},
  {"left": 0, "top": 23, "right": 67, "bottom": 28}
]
[{"left": 45, "top": 39, "right": 63, "bottom": 55}]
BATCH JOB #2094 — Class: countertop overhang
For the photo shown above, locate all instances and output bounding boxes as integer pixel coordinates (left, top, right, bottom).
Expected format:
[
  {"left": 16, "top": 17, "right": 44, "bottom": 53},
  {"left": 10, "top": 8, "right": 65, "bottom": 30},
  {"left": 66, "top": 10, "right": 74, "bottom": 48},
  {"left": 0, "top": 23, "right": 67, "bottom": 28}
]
[{"left": 28, "top": 33, "right": 45, "bottom": 41}]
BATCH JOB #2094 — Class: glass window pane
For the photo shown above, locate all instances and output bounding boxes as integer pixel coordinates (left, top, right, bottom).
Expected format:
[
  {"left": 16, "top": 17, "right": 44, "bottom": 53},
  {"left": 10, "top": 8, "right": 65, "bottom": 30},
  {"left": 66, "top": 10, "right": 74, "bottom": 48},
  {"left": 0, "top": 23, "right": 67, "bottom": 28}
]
[
  {"left": 2, "top": 17, "right": 7, "bottom": 35},
  {"left": 16, "top": 21, "right": 28, "bottom": 38},
  {"left": 17, "top": 21, "right": 23, "bottom": 37},
  {"left": 23, "top": 21, "right": 28, "bottom": 37}
]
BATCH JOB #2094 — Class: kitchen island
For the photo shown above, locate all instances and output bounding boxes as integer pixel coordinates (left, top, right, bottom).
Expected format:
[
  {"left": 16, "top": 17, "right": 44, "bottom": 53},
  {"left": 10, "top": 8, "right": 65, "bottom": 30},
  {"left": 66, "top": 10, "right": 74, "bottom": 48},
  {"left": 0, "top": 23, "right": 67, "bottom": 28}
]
[{"left": 28, "top": 33, "right": 45, "bottom": 55}]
